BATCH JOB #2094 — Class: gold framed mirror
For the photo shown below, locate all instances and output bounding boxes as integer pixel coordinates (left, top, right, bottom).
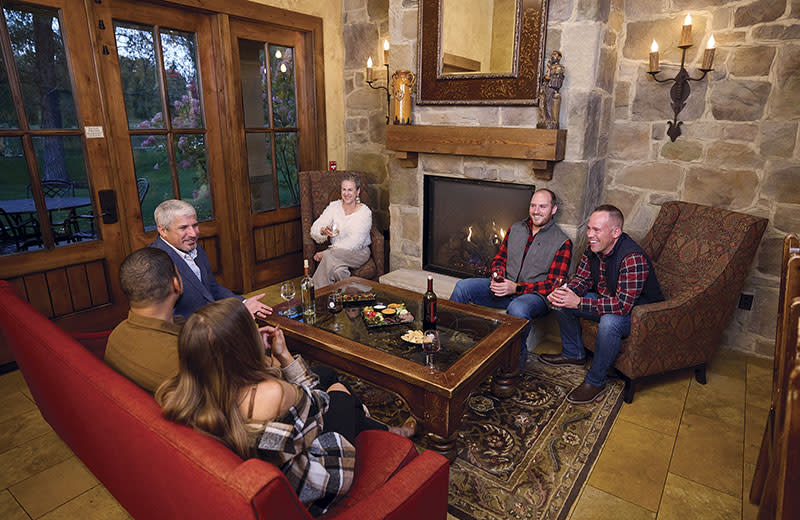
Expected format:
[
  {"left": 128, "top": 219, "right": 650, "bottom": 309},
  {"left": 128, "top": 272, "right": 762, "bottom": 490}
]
[{"left": 417, "top": 0, "right": 549, "bottom": 105}]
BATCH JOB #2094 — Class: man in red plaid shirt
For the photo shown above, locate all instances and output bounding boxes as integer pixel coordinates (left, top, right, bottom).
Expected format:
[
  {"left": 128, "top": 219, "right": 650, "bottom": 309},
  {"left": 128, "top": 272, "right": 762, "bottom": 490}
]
[
  {"left": 450, "top": 189, "right": 572, "bottom": 370},
  {"left": 545, "top": 205, "right": 664, "bottom": 404}
]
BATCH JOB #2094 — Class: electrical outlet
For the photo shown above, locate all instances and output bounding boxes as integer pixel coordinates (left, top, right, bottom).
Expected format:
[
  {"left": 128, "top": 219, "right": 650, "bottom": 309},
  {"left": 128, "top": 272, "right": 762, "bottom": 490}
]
[{"left": 738, "top": 293, "right": 754, "bottom": 310}]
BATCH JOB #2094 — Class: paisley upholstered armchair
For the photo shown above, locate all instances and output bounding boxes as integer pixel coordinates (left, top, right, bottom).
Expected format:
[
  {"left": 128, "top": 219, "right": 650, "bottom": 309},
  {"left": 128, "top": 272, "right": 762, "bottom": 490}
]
[{"left": 580, "top": 201, "right": 767, "bottom": 403}]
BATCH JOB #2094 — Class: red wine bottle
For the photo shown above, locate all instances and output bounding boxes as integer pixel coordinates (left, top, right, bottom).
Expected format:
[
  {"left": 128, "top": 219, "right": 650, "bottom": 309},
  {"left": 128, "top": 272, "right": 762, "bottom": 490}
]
[{"left": 422, "top": 275, "right": 437, "bottom": 330}]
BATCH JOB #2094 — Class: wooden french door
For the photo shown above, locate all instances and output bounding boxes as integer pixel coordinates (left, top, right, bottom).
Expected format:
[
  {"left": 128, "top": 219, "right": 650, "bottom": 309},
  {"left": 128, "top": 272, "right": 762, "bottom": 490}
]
[
  {"left": 225, "top": 18, "right": 321, "bottom": 290},
  {"left": 98, "top": 0, "right": 237, "bottom": 289},
  {"left": 0, "top": 0, "right": 327, "bottom": 360},
  {"left": 0, "top": 0, "right": 128, "bottom": 337}
]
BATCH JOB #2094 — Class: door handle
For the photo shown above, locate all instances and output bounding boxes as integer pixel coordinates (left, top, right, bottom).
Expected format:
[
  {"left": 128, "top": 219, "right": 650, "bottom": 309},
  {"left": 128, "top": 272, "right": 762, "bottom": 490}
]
[{"left": 98, "top": 189, "right": 118, "bottom": 224}]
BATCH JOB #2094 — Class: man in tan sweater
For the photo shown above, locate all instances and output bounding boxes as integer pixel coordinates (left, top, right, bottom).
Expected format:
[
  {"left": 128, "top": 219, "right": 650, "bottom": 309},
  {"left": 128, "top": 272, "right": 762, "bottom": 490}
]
[{"left": 105, "top": 247, "right": 184, "bottom": 392}]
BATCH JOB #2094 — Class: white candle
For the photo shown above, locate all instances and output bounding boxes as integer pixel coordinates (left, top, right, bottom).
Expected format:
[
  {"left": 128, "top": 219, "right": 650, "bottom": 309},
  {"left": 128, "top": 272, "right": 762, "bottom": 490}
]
[
  {"left": 701, "top": 34, "right": 716, "bottom": 70},
  {"left": 680, "top": 13, "right": 692, "bottom": 47},
  {"left": 648, "top": 40, "right": 660, "bottom": 73},
  {"left": 366, "top": 56, "right": 374, "bottom": 82},
  {"left": 383, "top": 39, "right": 390, "bottom": 64}
]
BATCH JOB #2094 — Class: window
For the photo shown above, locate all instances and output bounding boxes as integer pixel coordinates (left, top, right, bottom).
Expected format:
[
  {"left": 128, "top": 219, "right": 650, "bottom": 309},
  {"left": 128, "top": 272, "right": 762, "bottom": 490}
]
[
  {"left": 114, "top": 21, "right": 211, "bottom": 229},
  {"left": 239, "top": 40, "right": 300, "bottom": 213},
  {"left": 0, "top": 3, "right": 94, "bottom": 255}
]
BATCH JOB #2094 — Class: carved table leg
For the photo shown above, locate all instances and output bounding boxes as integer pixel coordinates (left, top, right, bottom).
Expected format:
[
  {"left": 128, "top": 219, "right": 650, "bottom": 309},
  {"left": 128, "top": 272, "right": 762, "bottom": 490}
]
[
  {"left": 492, "top": 339, "right": 521, "bottom": 397},
  {"left": 492, "top": 368, "right": 518, "bottom": 398},
  {"left": 426, "top": 432, "right": 459, "bottom": 461}
]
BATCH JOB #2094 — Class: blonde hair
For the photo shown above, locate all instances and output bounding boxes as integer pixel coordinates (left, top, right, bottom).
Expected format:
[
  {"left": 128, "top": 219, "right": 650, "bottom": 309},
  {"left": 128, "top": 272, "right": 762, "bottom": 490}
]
[{"left": 155, "top": 299, "right": 280, "bottom": 458}]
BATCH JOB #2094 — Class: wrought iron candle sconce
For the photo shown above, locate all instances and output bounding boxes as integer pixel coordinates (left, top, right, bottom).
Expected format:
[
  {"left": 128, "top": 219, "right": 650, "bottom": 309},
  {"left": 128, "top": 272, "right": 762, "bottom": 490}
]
[
  {"left": 365, "top": 40, "right": 391, "bottom": 124},
  {"left": 647, "top": 15, "right": 715, "bottom": 141}
]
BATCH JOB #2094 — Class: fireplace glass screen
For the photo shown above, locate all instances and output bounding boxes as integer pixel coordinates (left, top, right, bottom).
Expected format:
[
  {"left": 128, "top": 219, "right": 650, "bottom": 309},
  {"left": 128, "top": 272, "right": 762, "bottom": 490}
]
[{"left": 423, "top": 176, "right": 534, "bottom": 278}]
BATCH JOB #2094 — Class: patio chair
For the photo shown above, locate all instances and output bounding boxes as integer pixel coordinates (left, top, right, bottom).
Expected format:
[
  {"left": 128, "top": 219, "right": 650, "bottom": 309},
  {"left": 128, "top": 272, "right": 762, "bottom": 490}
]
[
  {"left": 298, "top": 170, "right": 384, "bottom": 281},
  {"left": 137, "top": 177, "right": 150, "bottom": 204},
  {"left": 26, "top": 179, "right": 75, "bottom": 198},
  {"left": 580, "top": 201, "right": 768, "bottom": 403},
  {"left": 0, "top": 208, "right": 42, "bottom": 252}
]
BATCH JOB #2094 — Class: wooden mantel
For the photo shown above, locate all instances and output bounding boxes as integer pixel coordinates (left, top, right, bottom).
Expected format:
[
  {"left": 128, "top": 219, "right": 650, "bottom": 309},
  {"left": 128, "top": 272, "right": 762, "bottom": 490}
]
[{"left": 384, "top": 124, "right": 567, "bottom": 179}]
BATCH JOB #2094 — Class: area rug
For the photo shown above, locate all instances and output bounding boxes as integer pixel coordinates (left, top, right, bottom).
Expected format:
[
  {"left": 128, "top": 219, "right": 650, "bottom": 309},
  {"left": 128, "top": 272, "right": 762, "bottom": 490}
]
[{"left": 340, "top": 356, "right": 625, "bottom": 520}]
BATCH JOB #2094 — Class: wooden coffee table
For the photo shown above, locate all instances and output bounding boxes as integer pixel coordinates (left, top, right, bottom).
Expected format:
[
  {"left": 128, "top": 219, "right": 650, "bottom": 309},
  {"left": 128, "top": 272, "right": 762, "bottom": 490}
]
[{"left": 259, "top": 276, "right": 527, "bottom": 459}]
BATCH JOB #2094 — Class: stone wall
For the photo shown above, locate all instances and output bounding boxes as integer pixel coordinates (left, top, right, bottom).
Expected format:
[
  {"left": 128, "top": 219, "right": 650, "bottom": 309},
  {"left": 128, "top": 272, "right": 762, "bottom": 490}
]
[
  {"left": 385, "top": 0, "right": 617, "bottom": 271},
  {"left": 342, "top": 0, "right": 392, "bottom": 231},
  {"left": 341, "top": 0, "right": 800, "bottom": 356},
  {"left": 608, "top": 0, "right": 800, "bottom": 355}
]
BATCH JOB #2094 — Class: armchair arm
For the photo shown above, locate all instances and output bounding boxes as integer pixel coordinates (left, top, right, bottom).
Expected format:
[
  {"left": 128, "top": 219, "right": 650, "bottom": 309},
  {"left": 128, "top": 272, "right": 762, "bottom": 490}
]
[
  {"left": 369, "top": 227, "right": 385, "bottom": 277},
  {"left": 228, "top": 458, "right": 314, "bottom": 520},
  {"left": 622, "top": 281, "right": 734, "bottom": 377},
  {"left": 322, "top": 450, "right": 450, "bottom": 520}
]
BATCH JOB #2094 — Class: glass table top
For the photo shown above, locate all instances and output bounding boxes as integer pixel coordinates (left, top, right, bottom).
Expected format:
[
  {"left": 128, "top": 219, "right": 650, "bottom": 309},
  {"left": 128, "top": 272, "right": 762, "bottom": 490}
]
[{"left": 280, "top": 280, "right": 502, "bottom": 371}]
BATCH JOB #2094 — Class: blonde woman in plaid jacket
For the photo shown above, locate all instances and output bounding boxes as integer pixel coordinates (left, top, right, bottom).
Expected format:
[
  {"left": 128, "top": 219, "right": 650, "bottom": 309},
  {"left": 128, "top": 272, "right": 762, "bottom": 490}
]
[{"left": 157, "top": 299, "right": 370, "bottom": 515}]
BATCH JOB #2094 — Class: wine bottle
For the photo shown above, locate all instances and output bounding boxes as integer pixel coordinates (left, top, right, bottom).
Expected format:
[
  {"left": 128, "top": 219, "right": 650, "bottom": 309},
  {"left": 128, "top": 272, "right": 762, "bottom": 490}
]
[
  {"left": 422, "top": 275, "right": 437, "bottom": 330},
  {"left": 300, "top": 259, "right": 316, "bottom": 317}
]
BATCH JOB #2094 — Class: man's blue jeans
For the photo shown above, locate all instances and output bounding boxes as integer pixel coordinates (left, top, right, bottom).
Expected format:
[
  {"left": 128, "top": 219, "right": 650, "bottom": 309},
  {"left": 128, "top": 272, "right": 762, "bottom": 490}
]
[
  {"left": 552, "top": 292, "right": 631, "bottom": 387},
  {"left": 450, "top": 277, "right": 549, "bottom": 369}
]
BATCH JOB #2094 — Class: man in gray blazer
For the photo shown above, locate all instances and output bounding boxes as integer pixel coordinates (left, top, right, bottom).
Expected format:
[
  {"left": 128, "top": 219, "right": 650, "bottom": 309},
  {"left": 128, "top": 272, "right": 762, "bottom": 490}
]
[{"left": 150, "top": 199, "right": 272, "bottom": 319}]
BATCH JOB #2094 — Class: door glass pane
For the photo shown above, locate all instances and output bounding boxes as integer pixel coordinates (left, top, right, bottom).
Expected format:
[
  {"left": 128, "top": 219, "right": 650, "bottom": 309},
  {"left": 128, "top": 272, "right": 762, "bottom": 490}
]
[
  {"left": 0, "top": 52, "right": 17, "bottom": 128},
  {"left": 238, "top": 39, "right": 269, "bottom": 128},
  {"left": 0, "top": 137, "right": 42, "bottom": 254},
  {"left": 5, "top": 4, "right": 78, "bottom": 129},
  {"left": 175, "top": 134, "right": 211, "bottom": 221},
  {"left": 246, "top": 133, "right": 274, "bottom": 213},
  {"left": 33, "top": 135, "right": 94, "bottom": 241},
  {"left": 269, "top": 45, "right": 296, "bottom": 128},
  {"left": 275, "top": 132, "right": 298, "bottom": 207},
  {"left": 160, "top": 29, "right": 203, "bottom": 129},
  {"left": 114, "top": 22, "right": 164, "bottom": 129},
  {"left": 131, "top": 135, "right": 169, "bottom": 229},
  {"left": 31, "top": 136, "right": 94, "bottom": 242}
]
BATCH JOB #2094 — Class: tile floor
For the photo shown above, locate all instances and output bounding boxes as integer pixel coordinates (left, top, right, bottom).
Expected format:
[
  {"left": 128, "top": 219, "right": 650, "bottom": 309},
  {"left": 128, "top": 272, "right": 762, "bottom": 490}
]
[{"left": 0, "top": 280, "right": 774, "bottom": 519}]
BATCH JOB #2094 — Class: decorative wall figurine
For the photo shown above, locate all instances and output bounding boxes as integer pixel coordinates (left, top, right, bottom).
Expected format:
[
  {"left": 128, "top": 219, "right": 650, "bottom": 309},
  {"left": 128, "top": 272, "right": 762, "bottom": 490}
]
[{"left": 537, "top": 50, "right": 565, "bottom": 130}]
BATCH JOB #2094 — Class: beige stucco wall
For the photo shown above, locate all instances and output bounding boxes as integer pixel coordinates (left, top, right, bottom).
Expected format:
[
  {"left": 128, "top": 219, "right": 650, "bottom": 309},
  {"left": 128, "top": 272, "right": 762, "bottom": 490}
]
[{"left": 249, "top": 0, "right": 345, "bottom": 165}]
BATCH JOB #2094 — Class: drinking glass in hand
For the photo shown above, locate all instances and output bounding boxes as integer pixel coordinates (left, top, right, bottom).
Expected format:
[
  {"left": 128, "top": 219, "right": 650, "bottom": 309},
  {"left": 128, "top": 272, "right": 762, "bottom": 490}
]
[
  {"left": 327, "top": 292, "right": 343, "bottom": 331},
  {"left": 422, "top": 329, "right": 440, "bottom": 373},
  {"left": 329, "top": 221, "right": 340, "bottom": 237}
]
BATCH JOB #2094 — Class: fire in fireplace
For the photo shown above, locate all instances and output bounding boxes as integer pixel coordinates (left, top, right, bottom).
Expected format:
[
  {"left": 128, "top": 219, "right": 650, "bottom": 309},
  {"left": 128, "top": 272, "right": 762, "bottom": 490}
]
[{"left": 423, "top": 176, "right": 534, "bottom": 278}]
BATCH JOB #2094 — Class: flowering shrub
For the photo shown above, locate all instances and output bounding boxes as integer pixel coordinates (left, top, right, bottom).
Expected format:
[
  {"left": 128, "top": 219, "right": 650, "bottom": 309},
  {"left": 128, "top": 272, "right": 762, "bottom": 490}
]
[{"left": 135, "top": 75, "right": 209, "bottom": 216}]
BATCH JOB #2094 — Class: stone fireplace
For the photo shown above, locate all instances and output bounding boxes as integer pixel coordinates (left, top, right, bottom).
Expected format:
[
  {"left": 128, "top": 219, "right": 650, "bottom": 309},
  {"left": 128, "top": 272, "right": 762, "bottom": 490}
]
[
  {"left": 355, "top": 0, "right": 799, "bottom": 356},
  {"left": 423, "top": 176, "right": 534, "bottom": 279}
]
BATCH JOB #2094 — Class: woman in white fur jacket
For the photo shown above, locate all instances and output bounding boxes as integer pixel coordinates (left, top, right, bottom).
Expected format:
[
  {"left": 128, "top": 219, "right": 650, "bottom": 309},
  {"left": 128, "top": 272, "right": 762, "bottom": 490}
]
[{"left": 309, "top": 173, "right": 372, "bottom": 288}]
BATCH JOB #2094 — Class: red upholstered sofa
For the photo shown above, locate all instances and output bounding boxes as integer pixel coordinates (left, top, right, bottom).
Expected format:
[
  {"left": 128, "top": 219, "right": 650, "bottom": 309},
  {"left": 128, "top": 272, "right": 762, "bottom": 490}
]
[{"left": 0, "top": 281, "right": 449, "bottom": 519}]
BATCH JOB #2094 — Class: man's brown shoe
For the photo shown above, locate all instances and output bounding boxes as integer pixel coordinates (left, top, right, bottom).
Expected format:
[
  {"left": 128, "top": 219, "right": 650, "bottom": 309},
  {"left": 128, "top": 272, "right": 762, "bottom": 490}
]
[
  {"left": 538, "top": 353, "right": 585, "bottom": 367},
  {"left": 567, "top": 381, "right": 607, "bottom": 404}
]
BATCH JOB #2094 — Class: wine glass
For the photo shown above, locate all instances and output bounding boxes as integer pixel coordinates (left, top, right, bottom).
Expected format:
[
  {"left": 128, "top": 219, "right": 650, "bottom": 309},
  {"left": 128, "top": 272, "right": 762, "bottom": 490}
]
[
  {"left": 329, "top": 221, "right": 340, "bottom": 237},
  {"left": 327, "top": 292, "right": 343, "bottom": 331},
  {"left": 280, "top": 281, "right": 296, "bottom": 303},
  {"left": 421, "top": 330, "right": 441, "bottom": 373}
]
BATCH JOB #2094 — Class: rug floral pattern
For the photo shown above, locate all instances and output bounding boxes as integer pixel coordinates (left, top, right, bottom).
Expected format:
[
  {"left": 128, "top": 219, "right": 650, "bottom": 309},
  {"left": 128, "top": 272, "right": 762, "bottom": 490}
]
[{"left": 340, "top": 356, "right": 624, "bottom": 520}]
